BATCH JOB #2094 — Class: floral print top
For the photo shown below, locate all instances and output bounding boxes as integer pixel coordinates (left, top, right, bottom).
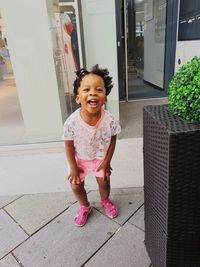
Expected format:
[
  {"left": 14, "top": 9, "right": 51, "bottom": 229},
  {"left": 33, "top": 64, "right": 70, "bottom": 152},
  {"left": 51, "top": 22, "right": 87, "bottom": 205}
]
[{"left": 62, "top": 108, "right": 121, "bottom": 160}]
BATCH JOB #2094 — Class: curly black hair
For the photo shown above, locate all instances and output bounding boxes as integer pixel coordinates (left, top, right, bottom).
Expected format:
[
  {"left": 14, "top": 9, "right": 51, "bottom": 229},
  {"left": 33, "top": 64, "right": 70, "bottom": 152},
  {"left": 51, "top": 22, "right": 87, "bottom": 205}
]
[{"left": 73, "top": 64, "right": 113, "bottom": 96}]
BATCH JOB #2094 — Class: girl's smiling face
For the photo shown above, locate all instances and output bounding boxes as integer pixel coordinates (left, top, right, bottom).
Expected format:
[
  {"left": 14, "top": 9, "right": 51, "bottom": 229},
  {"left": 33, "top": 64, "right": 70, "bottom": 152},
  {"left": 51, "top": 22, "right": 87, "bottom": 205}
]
[{"left": 76, "top": 74, "right": 107, "bottom": 116}]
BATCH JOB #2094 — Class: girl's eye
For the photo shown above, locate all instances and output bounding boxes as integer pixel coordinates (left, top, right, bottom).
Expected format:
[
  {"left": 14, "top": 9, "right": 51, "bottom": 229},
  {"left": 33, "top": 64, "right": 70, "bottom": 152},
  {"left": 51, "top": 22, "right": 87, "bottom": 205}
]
[
  {"left": 83, "top": 88, "right": 89, "bottom": 92},
  {"left": 97, "top": 88, "right": 103, "bottom": 92}
]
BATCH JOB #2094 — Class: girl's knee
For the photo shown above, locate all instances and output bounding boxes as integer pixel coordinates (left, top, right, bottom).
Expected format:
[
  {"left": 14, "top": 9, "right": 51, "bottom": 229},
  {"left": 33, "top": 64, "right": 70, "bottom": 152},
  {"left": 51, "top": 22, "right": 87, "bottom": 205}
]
[
  {"left": 71, "top": 183, "right": 85, "bottom": 194},
  {"left": 96, "top": 177, "right": 110, "bottom": 188}
]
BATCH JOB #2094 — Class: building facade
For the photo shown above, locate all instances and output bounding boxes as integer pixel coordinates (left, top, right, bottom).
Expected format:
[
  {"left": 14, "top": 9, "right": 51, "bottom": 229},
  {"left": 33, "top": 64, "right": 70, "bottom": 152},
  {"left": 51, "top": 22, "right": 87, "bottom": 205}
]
[{"left": 0, "top": 0, "right": 200, "bottom": 145}]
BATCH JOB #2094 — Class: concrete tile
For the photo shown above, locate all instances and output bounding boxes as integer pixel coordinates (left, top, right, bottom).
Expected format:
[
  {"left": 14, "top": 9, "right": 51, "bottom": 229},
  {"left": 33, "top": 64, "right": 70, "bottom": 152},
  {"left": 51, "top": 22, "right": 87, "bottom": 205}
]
[
  {"left": 13, "top": 203, "right": 120, "bottom": 267},
  {"left": 0, "top": 210, "right": 28, "bottom": 258},
  {"left": 0, "top": 254, "right": 21, "bottom": 266},
  {"left": 89, "top": 187, "right": 144, "bottom": 225},
  {"left": 119, "top": 98, "right": 167, "bottom": 139},
  {"left": 128, "top": 205, "right": 144, "bottom": 231},
  {"left": 85, "top": 223, "right": 151, "bottom": 267},
  {"left": 4, "top": 192, "right": 76, "bottom": 235},
  {"left": 0, "top": 195, "right": 22, "bottom": 209}
]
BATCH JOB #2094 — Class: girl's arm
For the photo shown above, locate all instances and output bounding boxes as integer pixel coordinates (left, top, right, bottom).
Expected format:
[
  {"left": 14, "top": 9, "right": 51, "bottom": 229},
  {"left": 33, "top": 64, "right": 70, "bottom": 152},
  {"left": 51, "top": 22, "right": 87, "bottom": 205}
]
[
  {"left": 97, "top": 135, "right": 117, "bottom": 180},
  {"left": 64, "top": 140, "right": 81, "bottom": 184},
  {"left": 104, "top": 135, "right": 117, "bottom": 165}
]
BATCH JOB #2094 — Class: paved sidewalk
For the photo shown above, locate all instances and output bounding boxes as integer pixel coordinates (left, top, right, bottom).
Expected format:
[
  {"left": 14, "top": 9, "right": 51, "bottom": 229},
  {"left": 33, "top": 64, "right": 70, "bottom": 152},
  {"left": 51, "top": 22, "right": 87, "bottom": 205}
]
[{"left": 0, "top": 187, "right": 152, "bottom": 267}]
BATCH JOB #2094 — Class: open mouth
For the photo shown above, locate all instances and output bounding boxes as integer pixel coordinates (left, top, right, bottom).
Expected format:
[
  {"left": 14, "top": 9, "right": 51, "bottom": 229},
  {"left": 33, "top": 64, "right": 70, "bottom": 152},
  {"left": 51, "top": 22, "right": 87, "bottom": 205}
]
[{"left": 88, "top": 99, "right": 98, "bottom": 107}]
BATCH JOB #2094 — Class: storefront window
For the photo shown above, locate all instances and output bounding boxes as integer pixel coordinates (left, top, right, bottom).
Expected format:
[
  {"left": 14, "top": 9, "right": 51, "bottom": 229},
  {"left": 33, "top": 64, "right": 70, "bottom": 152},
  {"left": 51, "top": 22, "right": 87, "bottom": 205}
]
[
  {"left": 0, "top": 14, "right": 25, "bottom": 145},
  {"left": 49, "top": 0, "right": 83, "bottom": 119}
]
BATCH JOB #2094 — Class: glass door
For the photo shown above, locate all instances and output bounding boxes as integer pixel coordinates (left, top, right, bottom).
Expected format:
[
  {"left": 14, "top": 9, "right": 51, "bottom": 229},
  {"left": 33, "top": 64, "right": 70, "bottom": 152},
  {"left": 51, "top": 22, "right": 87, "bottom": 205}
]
[
  {"left": 124, "top": 0, "right": 167, "bottom": 100},
  {"left": 0, "top": 14, "right": 25, "bottom": 145}
]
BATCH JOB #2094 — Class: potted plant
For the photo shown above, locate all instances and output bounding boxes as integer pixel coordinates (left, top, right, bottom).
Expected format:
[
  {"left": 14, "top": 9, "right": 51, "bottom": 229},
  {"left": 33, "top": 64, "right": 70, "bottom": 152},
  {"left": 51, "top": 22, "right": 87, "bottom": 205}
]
[
  {"left": 168, "top": 56, "right": 200, "bottom": 122},
  {"left": 143, "top": 57, "right": 200, "bottom": 267}
]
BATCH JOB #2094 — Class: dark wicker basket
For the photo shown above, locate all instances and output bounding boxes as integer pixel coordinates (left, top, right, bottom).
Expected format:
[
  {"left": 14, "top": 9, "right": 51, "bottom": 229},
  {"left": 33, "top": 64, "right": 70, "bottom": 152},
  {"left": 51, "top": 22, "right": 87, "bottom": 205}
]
[{"left": 143, "top": 105, "right": 200, "bottom": 267}]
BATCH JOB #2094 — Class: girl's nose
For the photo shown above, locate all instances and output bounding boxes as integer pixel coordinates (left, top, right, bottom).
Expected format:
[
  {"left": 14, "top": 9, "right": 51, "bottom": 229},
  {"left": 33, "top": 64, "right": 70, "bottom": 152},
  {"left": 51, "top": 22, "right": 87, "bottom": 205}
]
[{"left": 89, "top": 89, "right": 97, "bottom": 95}]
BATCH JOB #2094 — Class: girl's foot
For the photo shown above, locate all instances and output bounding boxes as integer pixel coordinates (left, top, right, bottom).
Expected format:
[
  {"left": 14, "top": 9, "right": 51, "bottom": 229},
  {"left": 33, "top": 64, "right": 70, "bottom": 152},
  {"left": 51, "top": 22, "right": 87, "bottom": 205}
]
[
  {"left": 100, "top": 198, "right": 118, "bottom": 218},
  {"left": 74, "top": 205, "right": 92, "bottom": 226}
]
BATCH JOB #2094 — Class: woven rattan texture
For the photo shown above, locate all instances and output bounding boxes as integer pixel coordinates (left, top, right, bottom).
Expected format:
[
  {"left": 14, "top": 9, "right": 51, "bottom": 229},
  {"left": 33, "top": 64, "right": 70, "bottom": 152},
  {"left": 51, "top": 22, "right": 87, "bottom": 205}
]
[
  {"left": 145, "top": 104, "right": 200, "bottom": 133},
  {"left": 143, "top": 105, "right": 200, "bottom": 267}
]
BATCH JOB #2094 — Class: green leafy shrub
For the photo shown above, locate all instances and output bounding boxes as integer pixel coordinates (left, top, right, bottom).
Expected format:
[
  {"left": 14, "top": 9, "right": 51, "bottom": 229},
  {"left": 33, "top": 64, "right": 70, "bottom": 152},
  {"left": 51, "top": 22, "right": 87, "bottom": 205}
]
[{"left": 168, "top": 56, "right": 200, "bottom": 121}]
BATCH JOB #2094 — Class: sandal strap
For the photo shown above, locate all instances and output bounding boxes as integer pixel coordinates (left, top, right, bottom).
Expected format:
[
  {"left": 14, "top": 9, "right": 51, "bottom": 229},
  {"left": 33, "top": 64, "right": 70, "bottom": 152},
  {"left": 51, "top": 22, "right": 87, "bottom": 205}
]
[
  {"left": 101, "top": 199, "right": 118, "bottom": 218},
  {"left": 74, "top": 206, "right": 91, "bottom": 226}
]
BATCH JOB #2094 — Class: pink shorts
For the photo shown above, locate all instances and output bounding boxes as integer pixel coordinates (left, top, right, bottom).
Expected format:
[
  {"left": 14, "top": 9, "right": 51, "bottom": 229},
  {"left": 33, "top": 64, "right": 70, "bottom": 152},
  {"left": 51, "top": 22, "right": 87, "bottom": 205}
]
[{"left": 75, "top": 157, "right": 104, "bottom": 182}]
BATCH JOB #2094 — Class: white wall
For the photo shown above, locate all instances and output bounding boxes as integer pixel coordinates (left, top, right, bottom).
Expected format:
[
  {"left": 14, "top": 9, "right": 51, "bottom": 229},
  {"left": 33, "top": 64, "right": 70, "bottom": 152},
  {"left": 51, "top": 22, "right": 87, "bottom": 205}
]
[
  {"left": 0, "top": 138, "right": 143, "bottom": 195},
  {"left": 174, "top": 0, "right": 200, "bottom": 72},
  {"left": 0, "top": 0, "right": 65, "bottom": 142},
  {"left": 175, "top": 40, "right": 200, "bottom": 72},
  {"left": 81, "top": 0, "right": 119, "bottom": 119}
]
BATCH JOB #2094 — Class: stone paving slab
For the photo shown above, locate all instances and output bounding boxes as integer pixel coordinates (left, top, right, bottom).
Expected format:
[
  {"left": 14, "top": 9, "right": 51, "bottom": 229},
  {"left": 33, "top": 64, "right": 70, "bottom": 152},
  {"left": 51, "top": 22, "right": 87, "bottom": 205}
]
[
  {"left": 85, "top": 222, "right": 151, "bottom": 267},
  {"left": 0, "top": 195, "right": 22, "bottom": 209},
  {"left": 13, "top": 203, "right": 120, "bottom": 267},
  {"left": 128, "top": 205, "right": 144, "bottom": 231},
  {"left": 0, "top": 209, "right": 28, "bottom": 259},
  {"left": 0, "top": 254, "right": 21, "bottom": 267},
  {"left": 4, "top": 192, "right": 76, "bottom": 235},
  {"left": 88, "top": 187, "right": 144, "bottom": 225}
]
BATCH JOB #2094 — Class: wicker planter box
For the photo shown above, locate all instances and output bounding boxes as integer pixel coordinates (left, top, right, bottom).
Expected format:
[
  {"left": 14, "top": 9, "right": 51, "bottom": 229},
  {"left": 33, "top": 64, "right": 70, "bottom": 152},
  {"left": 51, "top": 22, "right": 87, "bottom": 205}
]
[{"left": 143, "top": 104, "right": 200, "bottom": 267}]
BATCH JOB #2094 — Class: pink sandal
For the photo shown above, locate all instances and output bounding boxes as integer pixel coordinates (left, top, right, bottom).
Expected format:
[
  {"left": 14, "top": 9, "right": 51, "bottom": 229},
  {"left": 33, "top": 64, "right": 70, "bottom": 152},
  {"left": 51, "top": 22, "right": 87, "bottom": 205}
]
[
  {"left": 100, "top": 198, "right": 118, "bottom": 218},
  {"left": 74, "top": 205, "right": 92, "bottom": 226}
]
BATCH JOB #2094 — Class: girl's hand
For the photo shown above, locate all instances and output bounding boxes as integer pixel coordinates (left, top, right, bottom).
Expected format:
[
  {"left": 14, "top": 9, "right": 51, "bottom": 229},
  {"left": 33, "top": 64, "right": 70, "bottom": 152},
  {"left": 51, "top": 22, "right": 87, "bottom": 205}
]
[
  {"left": 97, "top": 162, "right": 112, "bottom": 181},
  {"left": 67, "top": 167, "right": 83, "bottom": 185}
]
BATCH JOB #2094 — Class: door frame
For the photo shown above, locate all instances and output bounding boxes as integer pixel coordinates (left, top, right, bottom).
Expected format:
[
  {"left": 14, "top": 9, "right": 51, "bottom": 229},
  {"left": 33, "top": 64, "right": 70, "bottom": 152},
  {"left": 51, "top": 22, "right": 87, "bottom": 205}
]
[
  {"left": 115, "top": 0, "right": 126, "bottom": 101},
  {"left": 164, "top": 0, "right": 179, "bottom": 90},
  {"left": 115, "top": 0, "right": 179, "bottom": 100}
]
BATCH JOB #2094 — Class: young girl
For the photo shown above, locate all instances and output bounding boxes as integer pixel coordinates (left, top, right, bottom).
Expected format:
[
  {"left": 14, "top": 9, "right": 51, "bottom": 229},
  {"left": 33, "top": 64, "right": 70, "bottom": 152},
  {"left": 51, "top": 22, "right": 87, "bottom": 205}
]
[{"left": 63, "top": 65, "right": 121, "bottom": 226}]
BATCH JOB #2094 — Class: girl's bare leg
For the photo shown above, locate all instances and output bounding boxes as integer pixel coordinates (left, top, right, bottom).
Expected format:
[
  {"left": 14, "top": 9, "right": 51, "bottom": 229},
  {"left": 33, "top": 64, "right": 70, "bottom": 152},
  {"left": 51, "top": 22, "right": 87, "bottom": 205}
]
[
  {"left": 71, "top": 182, "right": 90, "bottom": 207},
  {"left": 96, "top": 177, "right": 110, "bottom": 200},
  {"left": 96, "top": 177, "right": 118, "bottom": 218}
]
